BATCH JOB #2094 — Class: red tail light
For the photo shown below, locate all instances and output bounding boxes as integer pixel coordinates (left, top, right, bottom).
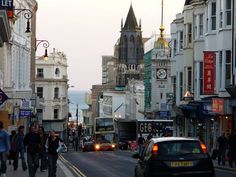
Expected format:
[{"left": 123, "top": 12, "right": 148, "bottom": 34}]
[
  {"left": 200, "top": 143, "right": 207, "bottom": 154},
  {"left": 152, "top": 144, "right": 159, "bottom": 154}
]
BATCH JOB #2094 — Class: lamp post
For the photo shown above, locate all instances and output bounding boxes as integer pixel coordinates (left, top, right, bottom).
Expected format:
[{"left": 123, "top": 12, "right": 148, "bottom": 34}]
[
  {"left": 14, "top": 8, "right": 33, "bottom": 33},
  {"left": 36, "top": 39, "right": 50, "bottom": 60}
]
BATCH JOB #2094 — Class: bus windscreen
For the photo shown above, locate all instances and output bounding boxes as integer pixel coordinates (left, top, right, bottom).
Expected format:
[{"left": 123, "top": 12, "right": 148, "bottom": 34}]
[{"left": 95, "top": 118, "right": 114, "bottom": 132}]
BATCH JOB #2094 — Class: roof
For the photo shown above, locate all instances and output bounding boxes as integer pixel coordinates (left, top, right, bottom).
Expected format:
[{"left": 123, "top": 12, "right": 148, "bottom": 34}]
[
  {"left": 123, "top": 5, "right": 139, "bottom": 30},
  {"left": 152, "top": 137, "right": 199, "bottom": 143}
]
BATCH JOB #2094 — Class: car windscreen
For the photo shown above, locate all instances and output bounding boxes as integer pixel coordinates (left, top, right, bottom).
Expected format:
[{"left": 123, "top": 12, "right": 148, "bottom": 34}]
[{"left": 158, "top": 140, "right": 202, "bottom": 156}]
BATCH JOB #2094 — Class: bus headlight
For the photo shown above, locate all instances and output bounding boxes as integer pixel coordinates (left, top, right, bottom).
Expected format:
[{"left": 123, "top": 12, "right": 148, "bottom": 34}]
[
  {"left": 95, "top": 144, "right": 100, "bottom": 150},
  {"left": 111, "top": 144, "right": 115, "bottom": 148}
]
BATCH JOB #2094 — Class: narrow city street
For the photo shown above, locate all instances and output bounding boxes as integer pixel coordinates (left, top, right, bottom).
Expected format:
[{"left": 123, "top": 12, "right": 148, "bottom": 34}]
[{"left": 61, "top": 149, "right": 236, "bottom": 177}]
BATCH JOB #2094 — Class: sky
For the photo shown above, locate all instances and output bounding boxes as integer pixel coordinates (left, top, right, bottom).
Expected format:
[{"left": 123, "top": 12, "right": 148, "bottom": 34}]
[{"left": 36, "top": 0, "right": 185, "bottom": 91}]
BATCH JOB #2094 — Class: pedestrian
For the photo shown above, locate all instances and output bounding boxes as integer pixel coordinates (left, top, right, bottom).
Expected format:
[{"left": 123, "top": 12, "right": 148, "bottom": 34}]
[
  {"left": 147, "top": 133, "right": 152, "bottom": 141},
  {"left": 217, "top": 132, "right": 227, "bottom": 165},
  {"left": 228, "top": 130, "right": 236, "bottom": 168},
  {"left": 45, "top": 130, "right": 64, "bottom": 177},
  {"left": 24, "top": 124, "right": 41, "bottom": 177},
  {"left": 38, "top": 126, "right": 48, "bottom": 172},
  {"left": 8, "top": 130, "right": 16, "bottom": 166},
  {"left": 137, "top": 133, "right": 145, "bottom": 157},
  {"left": 0, "top": 121, "right": 10, "bottom": 177},
  {"left": 13, "top": 125, "right": 27, "bottom": 171}
]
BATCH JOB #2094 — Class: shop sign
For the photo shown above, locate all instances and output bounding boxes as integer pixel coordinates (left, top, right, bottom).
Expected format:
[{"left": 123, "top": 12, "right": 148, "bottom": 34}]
[
  {"left": 203, "top": 51, "right": 215, "bottom": 95},
  {"left": 212, "top": 98, "right": 224, "bottom": 114},
  {"left": 19, "top": 109, "right": 31, "bottom": 117},
  {"left": 0, "top": 0, "right": 14, "bottom": 18},
  {"left": 159, "top": 111, "right": 169, "bottom": 118}
]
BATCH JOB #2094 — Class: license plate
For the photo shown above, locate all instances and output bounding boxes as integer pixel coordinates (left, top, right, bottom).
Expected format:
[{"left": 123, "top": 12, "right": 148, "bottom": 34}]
[{"left": 170, "top": 161, "right": 193, "bottom": 167}]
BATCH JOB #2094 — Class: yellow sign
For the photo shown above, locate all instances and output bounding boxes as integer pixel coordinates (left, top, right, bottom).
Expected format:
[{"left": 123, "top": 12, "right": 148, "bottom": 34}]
[{"left": 5, "top": 101, "right": 13, "bottom": 114}]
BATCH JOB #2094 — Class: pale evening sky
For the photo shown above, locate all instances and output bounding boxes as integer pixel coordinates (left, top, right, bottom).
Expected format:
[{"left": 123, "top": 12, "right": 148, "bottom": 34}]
[{"left": 36, "top": 0, "right": 185, "bottom": 91}]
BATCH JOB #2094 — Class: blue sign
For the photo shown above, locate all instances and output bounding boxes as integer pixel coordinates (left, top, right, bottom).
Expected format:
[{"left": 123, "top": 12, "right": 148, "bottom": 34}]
[
  {"left": 0, "top": 89, "right": 8, "bottom": 106},
  {"left": 159, "top": 111, "right": 169, "bottom": 118},
  {"left": 19, "top": 109, "right": 31, "bottom": 117},
  {"left": 0, "top": 0, "right": 13, "bottom": 9}
]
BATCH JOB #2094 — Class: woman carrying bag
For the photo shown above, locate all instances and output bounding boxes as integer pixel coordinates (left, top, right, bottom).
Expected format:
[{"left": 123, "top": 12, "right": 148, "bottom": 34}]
[{"left": 45, "top": 130, "right": 66, "bottom": 177}]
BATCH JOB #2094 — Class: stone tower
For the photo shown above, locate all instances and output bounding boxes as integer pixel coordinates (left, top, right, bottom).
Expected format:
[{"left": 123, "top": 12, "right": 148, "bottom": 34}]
[{"left": 116, "top": 5, "right": 144, "bottom": 88}]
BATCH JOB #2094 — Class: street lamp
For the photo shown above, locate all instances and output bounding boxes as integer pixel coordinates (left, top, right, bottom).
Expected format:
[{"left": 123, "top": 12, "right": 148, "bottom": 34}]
[
  {"left": 14, "top": 8, "right": 33, "bottom": 33},
  {"left": 36, "top": 39, "right": 50, "bottom": 60}
]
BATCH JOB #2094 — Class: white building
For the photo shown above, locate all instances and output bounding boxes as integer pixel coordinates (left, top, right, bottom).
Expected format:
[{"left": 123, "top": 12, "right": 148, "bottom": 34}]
[
  {"left": 125, "top": 79, "right": 144, "bottom": 120},
  {"left": 171, "top": 0, "right": 235, "bottom": 149},
  {"left": 35, "top": 49, "right": 68, "bottom": 139}
]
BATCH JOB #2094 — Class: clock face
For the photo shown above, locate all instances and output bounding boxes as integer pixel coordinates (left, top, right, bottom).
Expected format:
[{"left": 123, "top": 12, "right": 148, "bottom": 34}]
[{"left": 156, "top": 69, "right": 167, "bottom": 79}]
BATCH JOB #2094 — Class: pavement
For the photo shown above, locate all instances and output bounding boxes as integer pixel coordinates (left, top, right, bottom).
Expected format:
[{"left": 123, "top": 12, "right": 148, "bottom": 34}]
[
  {"left": 5, "top": 156, "right": 76, "bottom": 177},
  {"left": 213, "top": 160, "right": 236, "bottom": 172}
]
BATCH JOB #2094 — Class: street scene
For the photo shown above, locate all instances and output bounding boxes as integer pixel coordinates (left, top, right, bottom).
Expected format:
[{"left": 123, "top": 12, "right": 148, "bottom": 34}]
[{"left": 1, "top": 0, "right": 236, "bottom": 177}]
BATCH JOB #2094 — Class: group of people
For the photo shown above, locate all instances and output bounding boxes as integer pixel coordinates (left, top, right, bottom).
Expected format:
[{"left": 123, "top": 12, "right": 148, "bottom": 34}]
[
  {"left": 137, "top": 133, "right": 152, "bottom": 157},
  {"left": 0, "top": 121, "right": 64, "bottom": 177},
  {"left": 217, "top": 130, "right": 236, "bottom": 168}
]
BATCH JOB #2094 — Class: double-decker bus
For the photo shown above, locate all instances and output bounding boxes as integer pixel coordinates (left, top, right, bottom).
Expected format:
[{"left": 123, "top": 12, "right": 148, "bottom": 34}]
[{"left": 94, "top": 117, "right": 116, "bottom": 151}]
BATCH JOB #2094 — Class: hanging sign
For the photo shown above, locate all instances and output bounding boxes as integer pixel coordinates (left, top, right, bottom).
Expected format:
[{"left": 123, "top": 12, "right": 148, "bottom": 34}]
[{"left": 203, "top": 51, "right": 215, "bottom": 95}]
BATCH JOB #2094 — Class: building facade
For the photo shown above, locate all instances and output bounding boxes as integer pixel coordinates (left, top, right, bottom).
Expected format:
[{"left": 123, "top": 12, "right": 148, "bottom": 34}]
[{"left": 35, "top": 49, "right": 68, "bottom": 139}]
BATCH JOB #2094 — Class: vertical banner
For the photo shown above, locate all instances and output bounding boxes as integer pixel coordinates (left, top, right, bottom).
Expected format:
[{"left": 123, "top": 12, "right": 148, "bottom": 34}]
[
  {"left": 212, "top": 98, "right": 224, "bottom": 114},
  {"left": 203, "top": 51, "right": 215, "bottom": 94}
]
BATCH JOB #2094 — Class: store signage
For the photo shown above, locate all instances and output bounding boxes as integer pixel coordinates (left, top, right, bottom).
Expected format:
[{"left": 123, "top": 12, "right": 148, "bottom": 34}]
[
  {"left": 203, "top": 51, "right": 215, "bottom": 95},
  {"left": 0, "top": 0, "right": 14, "bottom": 18},
  {"left": 19, "top": 109, "right": 31, "bottom": 117},
  {"left": 0, "top": 88, "right": 8, "bottom": 106},
  {"left": 212, "top": 98, "right": 224, "bottom": 114}
]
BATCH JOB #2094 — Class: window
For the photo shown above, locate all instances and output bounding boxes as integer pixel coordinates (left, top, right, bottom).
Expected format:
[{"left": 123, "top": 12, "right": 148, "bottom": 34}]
[
  {"left": 194, "top": 15, "right": 198, "bottom": 39},
  {"left": 179, "top": 31, "right": 183, "bottom": 50},
  {"left": 188, "top": 24, "right": 192, "bottom": 43},
  {"left": 173, "top": 39, "right": 177, "bottom": 55},
  {"left": 54, "top": 87, "right": 59, "bottom": 99},
  {"left": 180, "top": 72, "right": 183, "bottom": 99},
  {"left": 37, "top": 87, "right": 43, "bottom": 98},
  {"left": 199, "top": 14, "right": 203, "bottom": 36},
  {"left": 37, "top": 68, "right": 44, "bottom": 78},
  {"left": 226, "top": 0, "right": 231, "bottom": 26},
  {"left": 219, "top": 0, "right": 223, "bottom": 28},
  {"left": 55, "top": 68, "right": 60, "bottom": 77},
  {"left": 225, "top": 50, "right": 231, "bottom": 87},
  {"left": 200, "top": 62, "right": 203, "bottom": 95},
  {"left": 187, "top": 67, "right": 192, "bottom": 92},
  {"left": 54, "top": 109, "right": 59, "bottom": 119},
  {"left": 211, "top": 2, "right": 216, "bottom": 30}
]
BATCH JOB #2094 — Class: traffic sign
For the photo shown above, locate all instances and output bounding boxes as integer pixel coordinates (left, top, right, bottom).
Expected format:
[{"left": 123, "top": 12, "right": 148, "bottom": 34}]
[{"left": 0, "top": 89, "right": 8, "bottom": 106}]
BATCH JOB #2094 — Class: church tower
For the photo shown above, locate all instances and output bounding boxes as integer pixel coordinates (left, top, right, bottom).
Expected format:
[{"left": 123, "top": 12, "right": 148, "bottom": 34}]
[{"left": 116, "top": 5, "right": 144, "bottom": 88}]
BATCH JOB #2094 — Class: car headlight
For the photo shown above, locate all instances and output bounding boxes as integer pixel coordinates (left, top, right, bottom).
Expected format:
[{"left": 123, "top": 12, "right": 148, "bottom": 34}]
[{"left": 95, "top": 144, "right": 100, "bottom": 150}]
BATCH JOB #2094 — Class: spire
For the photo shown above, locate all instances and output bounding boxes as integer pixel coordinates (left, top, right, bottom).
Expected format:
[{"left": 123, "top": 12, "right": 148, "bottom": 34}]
[
  {"left": 123, "top": 5, "right": 139, "bottom": 30},
  {"left": 159, "top": 0, "right": 165, "bottom": 38}
]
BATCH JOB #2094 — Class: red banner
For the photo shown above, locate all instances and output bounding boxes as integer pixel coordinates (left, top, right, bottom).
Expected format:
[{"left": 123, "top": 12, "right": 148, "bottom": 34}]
[
  {"left": 203, "top": 51, "right": 215, "bottom": 94},
  {"left": 212, "top": 98, "right": 224, "bottom": 114}
]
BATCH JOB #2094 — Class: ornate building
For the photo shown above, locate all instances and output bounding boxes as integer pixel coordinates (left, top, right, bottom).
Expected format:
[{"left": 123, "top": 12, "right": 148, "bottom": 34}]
[{"left": 116, "top": 5, "right": 144, "bottom": 88}]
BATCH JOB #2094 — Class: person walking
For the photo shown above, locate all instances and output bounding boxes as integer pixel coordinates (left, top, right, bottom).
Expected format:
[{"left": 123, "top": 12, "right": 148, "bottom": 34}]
[
  {"left": 0, "top": 121, "right": 10, "bottom": 177},
  {"left": 137, "top": 134, "right": 145, "bottom": 157},
  {"left": 38, "top": 126, "right": 48, "bottom": 172},
  {"left": 217, "top": 132, "right": 227, "bottom": 166},
  {"left": 45, "top": 130, "right": 63, "bottom": 177},
  {"left": 24, "top": 124, "right": 41, "bottom": 177},
  {"left": 8, "top": 130, "right": 16, "bottom": 166},
  {"left": 13, "top": 125, "right": 27, "bottom": 171},
  {"left": 228, "top": 130, "right": 236, "bottom": 168}
]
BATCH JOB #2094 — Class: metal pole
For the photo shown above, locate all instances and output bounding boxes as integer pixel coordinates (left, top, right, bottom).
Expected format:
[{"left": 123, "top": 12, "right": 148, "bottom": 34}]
[{"left": 75, "top": 104, "right": 79, "bottom": 151}]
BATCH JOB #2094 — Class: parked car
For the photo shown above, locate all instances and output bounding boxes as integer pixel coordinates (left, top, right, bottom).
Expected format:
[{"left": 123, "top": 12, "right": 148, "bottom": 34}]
[{"left": 133, "top": 137, "right": 215, "bottom": 177}]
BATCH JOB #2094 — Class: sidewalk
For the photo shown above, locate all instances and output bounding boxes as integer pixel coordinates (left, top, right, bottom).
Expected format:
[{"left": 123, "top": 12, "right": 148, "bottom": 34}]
[
  {"left": 5, "top": 158, "right": 75, "bottom": 177},
  {"left": 213, "top": 160, "right": 236, "bottom": 172}
]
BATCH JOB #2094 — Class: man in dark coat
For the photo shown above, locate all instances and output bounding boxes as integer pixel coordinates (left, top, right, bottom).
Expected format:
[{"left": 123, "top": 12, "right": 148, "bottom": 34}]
[
  {"left": 217, "top": 132, "right": 227, "bottom": 165},
  {"left": 228, "top": 130, "right": 236, "bottom": 168},
  {"left": 24, "top": 124, "right": 41, "bottom": 177}
]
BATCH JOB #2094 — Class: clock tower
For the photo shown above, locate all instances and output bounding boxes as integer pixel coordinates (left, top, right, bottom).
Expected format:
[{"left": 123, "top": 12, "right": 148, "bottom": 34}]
[
  {"left": 116, "top": 5, "right": 144, "bottom": 88},
  {"left": 151, "top": 0, "right": 172, "bottom": 116}
]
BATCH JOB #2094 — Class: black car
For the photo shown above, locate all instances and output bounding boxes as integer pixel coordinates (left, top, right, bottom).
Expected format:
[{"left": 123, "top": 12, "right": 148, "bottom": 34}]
[
  {"left": 133, "top": 137, "right": 215, "bottom": 177},
  {"left": 81, "top": 137, "right": 95, "bottom": 152}
]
